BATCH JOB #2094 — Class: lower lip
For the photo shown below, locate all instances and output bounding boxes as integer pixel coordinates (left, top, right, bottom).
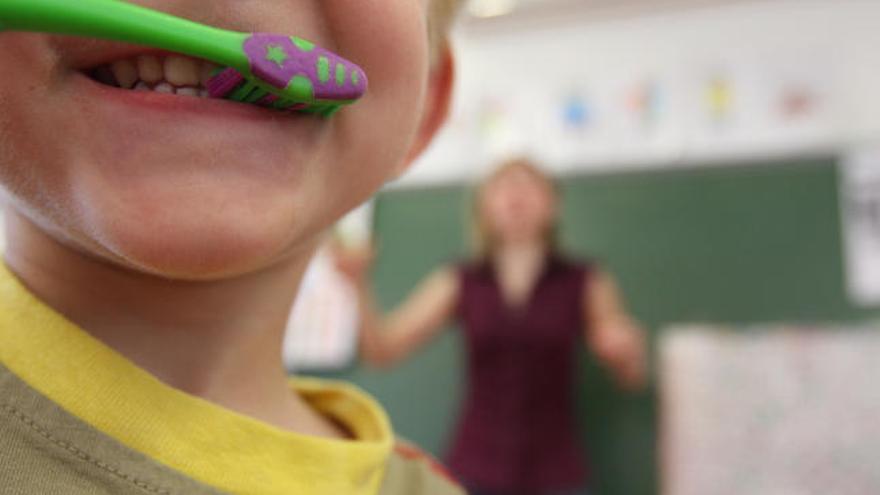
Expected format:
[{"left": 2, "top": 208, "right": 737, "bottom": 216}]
[
  {"left": 72, "top": 71, "right": 319, "bottom": 124},
  {"left": 67, "top": 70, "right": 330, "bottom": 183}
]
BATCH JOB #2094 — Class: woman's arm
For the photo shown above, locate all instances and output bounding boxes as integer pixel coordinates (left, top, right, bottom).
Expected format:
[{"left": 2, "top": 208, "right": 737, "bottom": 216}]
[
  {"left": 336, "top": 245, "right": 460, "bottom": 368},
  {"left": 583, "top": 269, "right": 647, "bottom": 391}
]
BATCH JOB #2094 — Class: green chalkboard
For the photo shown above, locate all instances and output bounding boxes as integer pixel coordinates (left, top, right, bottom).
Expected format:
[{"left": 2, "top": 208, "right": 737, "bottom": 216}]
[{"left": 316, "top": 157, "right": 880, "bottom": 495}]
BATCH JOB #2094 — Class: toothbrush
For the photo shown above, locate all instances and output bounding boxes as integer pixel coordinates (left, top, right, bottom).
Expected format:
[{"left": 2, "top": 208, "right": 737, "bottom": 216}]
[{"left": 0, "top": 0, "right": 368, "bottom": 117}]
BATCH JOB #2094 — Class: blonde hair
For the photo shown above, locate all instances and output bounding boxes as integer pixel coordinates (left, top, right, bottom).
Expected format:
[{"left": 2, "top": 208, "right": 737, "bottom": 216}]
[
  {"left": 429, "top": 0, "right": 464, "bottom": 63},
  {"left": 472, "top": 158, "right": 561, "bottom": 257}
]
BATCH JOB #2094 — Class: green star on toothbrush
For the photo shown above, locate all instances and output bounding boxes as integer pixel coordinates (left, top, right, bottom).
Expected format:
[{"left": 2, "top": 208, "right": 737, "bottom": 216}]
[{"left": 265, "top": 44, "right": 288, "bottom": 67}]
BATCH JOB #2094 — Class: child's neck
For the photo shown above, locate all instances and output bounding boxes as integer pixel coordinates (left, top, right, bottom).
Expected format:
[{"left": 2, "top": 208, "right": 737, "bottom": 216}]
[{"left": 3, "top": 210, "right": 347, "bottom": 440}]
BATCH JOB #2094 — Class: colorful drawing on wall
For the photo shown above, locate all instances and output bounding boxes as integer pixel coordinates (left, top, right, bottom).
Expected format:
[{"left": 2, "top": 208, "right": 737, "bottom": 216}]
[
  {"left": 477, "top": 95, "right": 519, "bottom": 155},
  {"left": 478, "top": 96, "right": 510, "bottom": 138},
  {"left": 561, "top": 92, "right": 593, "bottom": 132},
  {"left": 704, "top": 75, "right": 734, "bottom": 127},
  {"left": 761, "top": 54, "right": 831, "bottom": 127},
  {"left": 624, "top": 79, "right": 663, "bottom": 133},
  {"left": 778, "top": 84, "right": 817, "bottom": 121}
]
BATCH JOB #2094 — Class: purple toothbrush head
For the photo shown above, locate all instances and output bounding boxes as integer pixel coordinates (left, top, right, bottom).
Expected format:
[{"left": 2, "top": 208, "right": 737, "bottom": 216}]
[{"left": 207, "top": 33, "right": 368, "bottom": 114}]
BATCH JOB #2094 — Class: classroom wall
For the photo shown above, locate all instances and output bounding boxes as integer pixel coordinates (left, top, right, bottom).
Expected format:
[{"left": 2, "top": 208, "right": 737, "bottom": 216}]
[
  {"left": 325, "top": 157, "right": 880, "bottom": 495},
  {"left": 402, "top": 0, "right": 880, "bottom": 187}
]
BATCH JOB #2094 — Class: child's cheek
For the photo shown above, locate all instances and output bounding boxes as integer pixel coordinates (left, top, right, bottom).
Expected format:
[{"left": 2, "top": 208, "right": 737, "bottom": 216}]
[
  {"left": 323, "top": 0, "right": 431, "bottom": 194},
  {"left": 0, "top": 35, "right": 66, "bottom": 202}
]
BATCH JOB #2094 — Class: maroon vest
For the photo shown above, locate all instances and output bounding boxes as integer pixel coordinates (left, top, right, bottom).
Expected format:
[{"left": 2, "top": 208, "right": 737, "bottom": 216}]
[{"left": 447, "top": 255, "right": 591, "bottom": 492}]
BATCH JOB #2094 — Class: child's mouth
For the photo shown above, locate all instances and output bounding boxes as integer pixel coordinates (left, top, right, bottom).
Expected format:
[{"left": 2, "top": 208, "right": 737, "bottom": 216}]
[
  {"left": 86, "top": 54, "right": 220, "bottom": 98},
  {"left": 68, "top": 43, "right": 329, "bottom": 125}
]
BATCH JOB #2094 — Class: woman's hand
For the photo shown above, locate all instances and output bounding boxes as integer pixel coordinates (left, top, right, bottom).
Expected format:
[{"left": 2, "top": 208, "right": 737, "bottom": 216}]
[
  {"left": 332, "top": 238, "right": 460, "bottom": 368},
  {"left": 331, "top": 240, "right": 375, "bottom": 287},
  {"left": 589, "top": 318, "right": 647, "bottom": 391},
  {"left": 584, "top": 270, "right": 649, "bottom": 392}
]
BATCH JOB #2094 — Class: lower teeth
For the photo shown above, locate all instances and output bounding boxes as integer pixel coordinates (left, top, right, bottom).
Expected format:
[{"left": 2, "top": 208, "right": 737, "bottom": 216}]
[{"left": 129, "top": 81, "right": 206, "bottom": 97}]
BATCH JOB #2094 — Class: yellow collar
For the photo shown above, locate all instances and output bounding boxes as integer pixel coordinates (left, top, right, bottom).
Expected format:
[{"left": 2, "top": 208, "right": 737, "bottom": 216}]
[{"left": 0, "top": 262, "right": 392, "bottom": 495}]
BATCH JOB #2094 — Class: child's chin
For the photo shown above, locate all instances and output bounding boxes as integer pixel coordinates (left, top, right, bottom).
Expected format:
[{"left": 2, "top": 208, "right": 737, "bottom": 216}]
[
  {"left": 88, "top": 205, "right": 312, "bottom": 281},
  {"left": 72, "top": 173, "right": 323, "bottom": 280},
  {"left": 104, "top": 226, "right": 296, "bottom": 281},
  {"left": 119, "top": 239, "right": 285, "bottom": 281}
]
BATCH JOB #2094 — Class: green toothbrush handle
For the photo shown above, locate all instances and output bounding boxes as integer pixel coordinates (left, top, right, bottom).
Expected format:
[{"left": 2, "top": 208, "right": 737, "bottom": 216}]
[{"left": 0, "top": 0, "right": 248, "bottom": 68}]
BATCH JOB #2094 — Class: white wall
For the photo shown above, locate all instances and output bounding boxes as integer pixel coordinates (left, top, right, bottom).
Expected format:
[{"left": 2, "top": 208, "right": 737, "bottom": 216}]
[{"left": 397, "top": 0, "right": 880, "bottom": 187}]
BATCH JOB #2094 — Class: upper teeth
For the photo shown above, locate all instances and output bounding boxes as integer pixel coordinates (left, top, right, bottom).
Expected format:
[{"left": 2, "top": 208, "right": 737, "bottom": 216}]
[{"left": 97, "top": 55, "right": 219, "bottom": 98}]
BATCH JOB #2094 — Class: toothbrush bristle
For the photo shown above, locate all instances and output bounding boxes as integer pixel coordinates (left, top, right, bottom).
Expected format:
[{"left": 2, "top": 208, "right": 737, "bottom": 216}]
[
  {"left": 205, "top": 67, "right": 337, "bottom": 115},
  {"left": 205, "top": 67, "right": 244, "bottom": 99}
]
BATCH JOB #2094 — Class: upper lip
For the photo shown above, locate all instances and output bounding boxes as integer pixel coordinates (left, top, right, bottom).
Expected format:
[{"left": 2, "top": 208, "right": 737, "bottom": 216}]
[{"left": 56, "top": 38, "right": 207, "bottom": 70}]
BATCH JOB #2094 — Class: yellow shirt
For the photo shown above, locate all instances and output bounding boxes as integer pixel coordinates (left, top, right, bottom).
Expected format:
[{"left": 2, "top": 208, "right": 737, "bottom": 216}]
[{"left": 0, "top": 261, "right": 394, "bottom": 495}]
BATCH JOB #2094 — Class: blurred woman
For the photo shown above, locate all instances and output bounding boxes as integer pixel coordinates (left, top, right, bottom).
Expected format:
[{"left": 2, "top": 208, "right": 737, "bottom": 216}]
[{"left": 336, "top": 158, "right": 646, "bottom": 495}]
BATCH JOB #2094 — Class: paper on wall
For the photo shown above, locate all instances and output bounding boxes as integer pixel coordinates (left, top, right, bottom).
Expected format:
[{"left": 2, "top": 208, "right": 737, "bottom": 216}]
[
  {"left": 282, "top": 204, "right": 373, "bottom": 371},
  {"left": 840, "top": 146, "right": 880, "bottom": 306},
  {"left": 282, "top": 247, "right": 359, "bottom": 371},
  {"left": 662, "top": 325, "right": 880, "bottom": 495}
]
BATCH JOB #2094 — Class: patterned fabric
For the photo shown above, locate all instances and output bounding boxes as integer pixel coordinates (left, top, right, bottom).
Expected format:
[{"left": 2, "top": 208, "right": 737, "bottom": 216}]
[{"left": 448, "top": 255, "right": 591, "bottom": 492}]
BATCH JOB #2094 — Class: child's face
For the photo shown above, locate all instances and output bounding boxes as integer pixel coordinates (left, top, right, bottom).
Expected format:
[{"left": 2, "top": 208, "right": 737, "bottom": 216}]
[{"left": 0, "top": 0, "right": 438, "bottom": 279}]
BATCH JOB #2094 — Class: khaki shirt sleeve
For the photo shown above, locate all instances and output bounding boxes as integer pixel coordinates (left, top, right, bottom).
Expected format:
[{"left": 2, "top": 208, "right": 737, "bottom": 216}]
[{"left": 377, "top": 440, "right": 466, "bottom": 495}]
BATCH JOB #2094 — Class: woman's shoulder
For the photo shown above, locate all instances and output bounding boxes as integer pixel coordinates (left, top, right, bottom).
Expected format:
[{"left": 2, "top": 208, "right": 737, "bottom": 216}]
[
  {"left": 449, "top": 253, "right": 599, "bottom": 277},
  {"left": 448, "top": 257, "right": 489, "bottom": 278}
]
